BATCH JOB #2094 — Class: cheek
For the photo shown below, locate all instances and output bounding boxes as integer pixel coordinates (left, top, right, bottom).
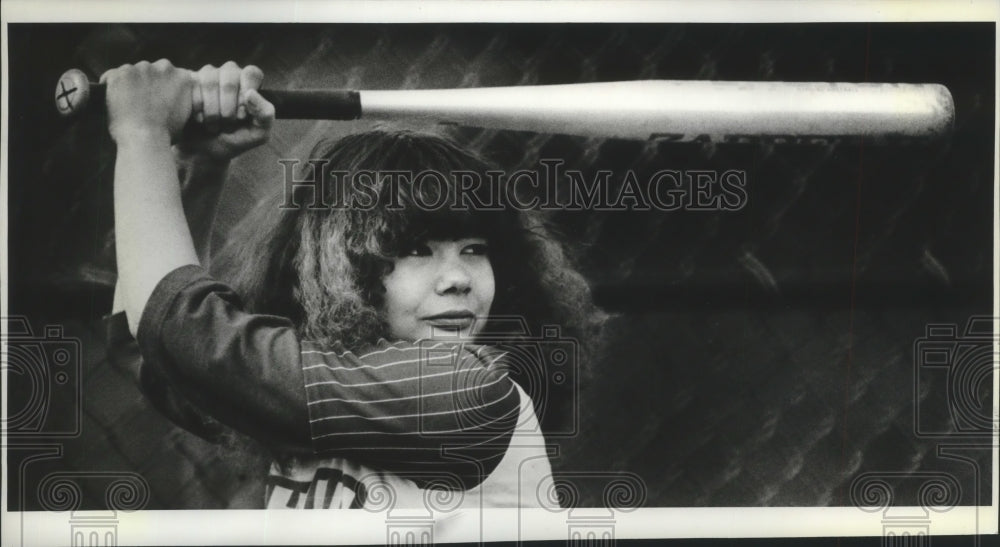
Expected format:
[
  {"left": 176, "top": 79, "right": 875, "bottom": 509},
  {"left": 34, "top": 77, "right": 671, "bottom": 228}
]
[
  {"left": 477, "top": 262, "right": 496, "bottom": 309},
  {"left": 381, "top": 264, "right": 422, "bottom": 315},
  {"left": 379, "top": 271, "right": 403, "bottom": 317}
]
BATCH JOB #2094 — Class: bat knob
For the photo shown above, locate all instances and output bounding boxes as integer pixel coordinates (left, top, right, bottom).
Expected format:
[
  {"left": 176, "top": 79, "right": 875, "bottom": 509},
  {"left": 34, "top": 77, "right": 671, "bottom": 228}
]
[{"left": 55, "top": 69, "right": 93, "bottom": 117}]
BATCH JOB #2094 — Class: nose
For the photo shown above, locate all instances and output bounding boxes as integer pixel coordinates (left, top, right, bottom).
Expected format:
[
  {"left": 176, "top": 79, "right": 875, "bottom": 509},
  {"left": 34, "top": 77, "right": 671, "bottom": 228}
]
[{"left": 435, "top": 254, "right": 472, "bottom": 295}]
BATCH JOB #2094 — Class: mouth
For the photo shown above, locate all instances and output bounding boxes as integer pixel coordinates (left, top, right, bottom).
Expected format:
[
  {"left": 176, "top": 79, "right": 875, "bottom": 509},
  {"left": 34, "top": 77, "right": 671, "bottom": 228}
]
[{"left": 422, "top": 310, "right": 476, "bottom": 330}]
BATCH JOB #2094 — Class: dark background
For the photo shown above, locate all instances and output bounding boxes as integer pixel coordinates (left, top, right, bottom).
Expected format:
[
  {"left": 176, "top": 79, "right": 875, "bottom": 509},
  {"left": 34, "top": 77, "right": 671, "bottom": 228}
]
[{"left": 5, "top": 23, "right": 995, "bottom": 510}]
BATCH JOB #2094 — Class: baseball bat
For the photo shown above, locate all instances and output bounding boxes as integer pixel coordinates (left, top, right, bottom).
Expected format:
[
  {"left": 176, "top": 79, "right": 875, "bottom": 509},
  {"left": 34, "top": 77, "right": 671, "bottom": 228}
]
[{"left": 56, "top": 68, "right": 954, "bottom": 142}]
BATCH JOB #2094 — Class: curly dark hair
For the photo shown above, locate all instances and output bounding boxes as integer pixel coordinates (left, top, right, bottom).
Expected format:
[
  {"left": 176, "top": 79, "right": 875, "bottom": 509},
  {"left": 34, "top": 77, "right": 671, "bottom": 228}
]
[{"left": 212, "top": 129, "right": 607, "bottom": 433}]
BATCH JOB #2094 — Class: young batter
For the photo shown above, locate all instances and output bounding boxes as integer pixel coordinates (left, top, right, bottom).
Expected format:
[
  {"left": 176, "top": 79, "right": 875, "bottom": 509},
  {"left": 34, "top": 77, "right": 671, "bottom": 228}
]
[{"left": 105, "top": 60, "right": 603, "bottom": 509}]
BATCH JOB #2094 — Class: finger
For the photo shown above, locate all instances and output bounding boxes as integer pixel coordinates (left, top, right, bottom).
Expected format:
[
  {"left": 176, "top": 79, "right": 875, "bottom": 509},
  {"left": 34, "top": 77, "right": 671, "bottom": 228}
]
[
  {"left": 100, "top": 63, "right": 132, "bottom": 85},
  {"left": 152, "top": 58, "right": 173, "bottom": 71},
  {"left": 237, "top": 65, "right": 264, "bottom": 120},
  {"left": 244, "top": 89, "right": 275, "bottom": 130},
  {"left": 197, "top": 64, "right": 221, "bottom": 132},
  {"left": 134, "top": 60, "right": 151, "bottom": 79},
  {"left": 218, "top": 61, "right": 241, "bottom": 122}
]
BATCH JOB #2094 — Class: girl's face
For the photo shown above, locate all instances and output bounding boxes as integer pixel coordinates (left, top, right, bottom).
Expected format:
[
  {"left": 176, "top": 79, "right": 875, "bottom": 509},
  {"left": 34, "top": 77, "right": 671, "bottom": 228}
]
[{"left": 381, "top": 237, "right": 495, "bottom": 341}]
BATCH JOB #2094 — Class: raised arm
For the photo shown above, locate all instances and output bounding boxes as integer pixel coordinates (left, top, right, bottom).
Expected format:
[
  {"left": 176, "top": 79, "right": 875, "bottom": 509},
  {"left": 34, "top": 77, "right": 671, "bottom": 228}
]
[
  {"left": 107, "top": 60, "right": 198, "bottom": 335},
  {"left": 109, "top": 61, "right": 273, "bottom": 324}
]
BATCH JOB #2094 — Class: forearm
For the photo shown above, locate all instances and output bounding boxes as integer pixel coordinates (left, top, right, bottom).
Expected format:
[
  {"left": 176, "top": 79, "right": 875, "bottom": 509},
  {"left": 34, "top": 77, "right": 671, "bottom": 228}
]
[
  {"left": 114, "top": 131, "right": 199, "bottom": 335},
  {"left": 112, "top": 152, "right": 226, "bottom": 313}
]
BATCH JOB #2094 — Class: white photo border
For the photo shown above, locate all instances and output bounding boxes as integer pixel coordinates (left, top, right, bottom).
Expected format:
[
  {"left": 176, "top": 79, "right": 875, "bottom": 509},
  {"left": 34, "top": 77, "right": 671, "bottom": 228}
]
[{"left": 2, "top": 1, "right": 998, "bottom": 544}]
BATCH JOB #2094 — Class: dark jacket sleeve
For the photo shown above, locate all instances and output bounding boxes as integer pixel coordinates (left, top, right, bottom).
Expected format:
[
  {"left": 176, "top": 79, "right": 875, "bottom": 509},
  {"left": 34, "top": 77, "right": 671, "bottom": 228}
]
[
  {"left": 130, "top": 264, "right": 519, "bottom": 483},
  {"left": 105, "top": 311, "right": 227, "bottom": 443}
]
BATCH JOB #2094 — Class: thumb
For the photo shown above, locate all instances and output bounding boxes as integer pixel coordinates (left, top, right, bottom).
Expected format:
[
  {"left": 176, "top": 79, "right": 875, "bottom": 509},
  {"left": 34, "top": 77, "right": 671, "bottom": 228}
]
[
  {"left": 219, "top": 126, "right": 269, "bottom": 151},
  {"left": 244, "top": 89, "right": 275, "bottom": 129}
]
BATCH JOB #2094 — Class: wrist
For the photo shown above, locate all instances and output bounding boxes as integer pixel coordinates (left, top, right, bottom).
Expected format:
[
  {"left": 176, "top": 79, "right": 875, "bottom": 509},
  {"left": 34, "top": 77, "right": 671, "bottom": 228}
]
[{"left": 112, "top": 126, "right": 171, "bottom": 149}]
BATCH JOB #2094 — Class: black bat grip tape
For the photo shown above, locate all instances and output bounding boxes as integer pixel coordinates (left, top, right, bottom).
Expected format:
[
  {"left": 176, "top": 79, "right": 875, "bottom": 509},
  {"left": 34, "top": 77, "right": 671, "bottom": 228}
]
[{"left": 259, "top": 89, "right": 362, "bottom": 120}]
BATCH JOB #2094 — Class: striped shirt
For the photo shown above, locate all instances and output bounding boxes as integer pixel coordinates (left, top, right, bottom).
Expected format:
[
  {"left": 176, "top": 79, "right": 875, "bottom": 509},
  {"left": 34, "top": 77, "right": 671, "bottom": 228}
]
[{"left": 128, "top": 265, "right": 521, "bottom": 487}]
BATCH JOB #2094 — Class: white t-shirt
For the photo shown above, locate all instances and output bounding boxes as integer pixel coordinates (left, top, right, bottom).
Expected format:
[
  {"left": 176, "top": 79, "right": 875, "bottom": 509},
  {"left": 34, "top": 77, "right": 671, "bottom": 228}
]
[{"left": 266, "top": 383, "right": 558, "bottom": 510}]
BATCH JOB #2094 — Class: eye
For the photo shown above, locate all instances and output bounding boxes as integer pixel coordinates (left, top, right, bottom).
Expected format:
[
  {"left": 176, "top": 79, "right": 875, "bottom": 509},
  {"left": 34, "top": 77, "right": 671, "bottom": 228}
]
[
  {"left": 400, "top": 243, "right": 432, "bottom": 257},
  {"left": 462, "top": 242, "right": 490, "bottom": 256}
]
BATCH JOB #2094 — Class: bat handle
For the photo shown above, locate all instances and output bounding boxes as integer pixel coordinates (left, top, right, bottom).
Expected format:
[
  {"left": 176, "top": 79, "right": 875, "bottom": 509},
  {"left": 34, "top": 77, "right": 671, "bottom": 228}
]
[{"left": 54, "top": 68, "right": 363, "bottom": 120}]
